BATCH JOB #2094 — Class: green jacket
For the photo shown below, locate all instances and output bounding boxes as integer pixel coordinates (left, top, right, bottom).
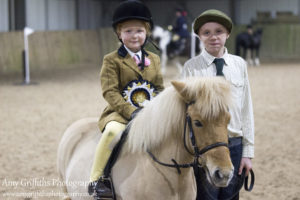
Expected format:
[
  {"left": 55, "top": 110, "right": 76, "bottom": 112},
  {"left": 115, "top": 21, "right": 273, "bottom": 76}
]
[{"left": 98, "top": 45, "right": 164, "bottom": 131}]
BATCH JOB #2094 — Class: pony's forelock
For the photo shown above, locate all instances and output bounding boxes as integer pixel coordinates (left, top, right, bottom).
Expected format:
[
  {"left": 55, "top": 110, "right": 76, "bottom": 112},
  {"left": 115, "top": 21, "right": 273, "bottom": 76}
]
[{"left": 185, "top": 77, "right": 232, "bottom": 120}]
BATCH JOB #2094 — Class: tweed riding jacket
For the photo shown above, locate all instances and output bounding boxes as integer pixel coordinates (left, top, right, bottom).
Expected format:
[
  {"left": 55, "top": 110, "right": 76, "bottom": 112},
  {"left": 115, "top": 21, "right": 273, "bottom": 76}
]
[{"left": 98, "top": 45, "right": 164, "bottom": 131}]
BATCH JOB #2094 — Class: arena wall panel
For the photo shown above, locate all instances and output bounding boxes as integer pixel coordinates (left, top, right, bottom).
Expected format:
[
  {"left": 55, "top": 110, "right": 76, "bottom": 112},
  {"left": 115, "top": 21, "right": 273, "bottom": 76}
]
[{"left": 0, "top": 25, "right": 299, "bottom": 75}]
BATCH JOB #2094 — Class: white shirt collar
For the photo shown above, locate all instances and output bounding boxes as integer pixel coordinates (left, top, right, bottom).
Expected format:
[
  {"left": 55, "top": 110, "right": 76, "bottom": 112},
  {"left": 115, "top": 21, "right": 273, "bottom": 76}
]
[
  {"left": 124, "top": 45, "right": 142, "bottom": 59},
  {"left": 202, "top": 47, "right": 229, "bottom": 66}
]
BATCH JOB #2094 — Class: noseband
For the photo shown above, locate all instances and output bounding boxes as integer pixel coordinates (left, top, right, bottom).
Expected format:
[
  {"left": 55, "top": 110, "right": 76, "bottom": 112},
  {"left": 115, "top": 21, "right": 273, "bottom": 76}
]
[{"left": 147, "top": 103, "right": 228, "bottom": 174}]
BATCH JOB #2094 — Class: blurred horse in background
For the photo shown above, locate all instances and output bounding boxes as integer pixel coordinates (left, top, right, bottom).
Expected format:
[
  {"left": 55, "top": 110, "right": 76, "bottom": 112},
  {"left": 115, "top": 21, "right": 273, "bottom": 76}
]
[
  {"left": 235, "top": 27, "right": 263, "bottom": 66},
  {"left": 152, "top": 25, "right": 202, "bottom": 74}
]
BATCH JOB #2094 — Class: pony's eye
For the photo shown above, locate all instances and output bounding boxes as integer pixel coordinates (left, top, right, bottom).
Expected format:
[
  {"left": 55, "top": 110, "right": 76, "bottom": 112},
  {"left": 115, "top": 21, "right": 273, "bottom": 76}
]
[{"left": 194, "top": 120, "right": 203, "bottom": 127}]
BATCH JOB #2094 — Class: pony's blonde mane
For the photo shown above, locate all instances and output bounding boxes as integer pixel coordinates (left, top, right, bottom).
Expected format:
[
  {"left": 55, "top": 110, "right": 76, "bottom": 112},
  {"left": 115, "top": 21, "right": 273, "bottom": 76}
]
[{"left": 126, "top": 77, "right": 231, "bottom": 153}]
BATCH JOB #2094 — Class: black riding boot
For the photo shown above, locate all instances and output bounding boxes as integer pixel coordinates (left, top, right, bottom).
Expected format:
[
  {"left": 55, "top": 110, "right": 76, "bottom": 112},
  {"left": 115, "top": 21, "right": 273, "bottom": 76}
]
[{"left": 88, "top": 177, "right": 113, "bottom": 199}]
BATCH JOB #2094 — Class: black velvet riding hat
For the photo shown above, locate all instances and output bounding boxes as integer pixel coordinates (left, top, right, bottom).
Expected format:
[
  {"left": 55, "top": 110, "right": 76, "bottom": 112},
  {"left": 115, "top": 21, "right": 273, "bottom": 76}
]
[{"left": 112, "top": 0, "right": 153, "bottom": 30}]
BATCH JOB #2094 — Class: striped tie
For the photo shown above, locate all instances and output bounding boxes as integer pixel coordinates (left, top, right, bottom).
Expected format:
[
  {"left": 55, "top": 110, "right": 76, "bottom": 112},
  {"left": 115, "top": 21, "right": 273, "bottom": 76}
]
[{"left": 135, "top": 54, "right": 140, "bottom": 61}]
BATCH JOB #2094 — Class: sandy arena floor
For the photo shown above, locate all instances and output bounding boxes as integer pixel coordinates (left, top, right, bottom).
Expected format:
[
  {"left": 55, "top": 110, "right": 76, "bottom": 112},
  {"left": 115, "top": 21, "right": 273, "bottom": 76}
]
[{"left": 0, "top": 62, "right": 300, "bottom": 200}]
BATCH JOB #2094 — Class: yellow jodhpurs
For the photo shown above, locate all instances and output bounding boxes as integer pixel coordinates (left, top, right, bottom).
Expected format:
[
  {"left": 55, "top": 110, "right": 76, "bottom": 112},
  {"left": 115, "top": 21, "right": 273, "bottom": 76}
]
[{"left": 90, "top": 121, "right": 126, "bottom": 182}]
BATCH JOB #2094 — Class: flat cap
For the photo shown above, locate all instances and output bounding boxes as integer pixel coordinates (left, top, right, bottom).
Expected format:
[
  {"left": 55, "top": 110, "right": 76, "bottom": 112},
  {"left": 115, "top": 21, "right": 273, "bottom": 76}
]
[{"left": 193, "top": 9, "right": 233, "bottom": 34}]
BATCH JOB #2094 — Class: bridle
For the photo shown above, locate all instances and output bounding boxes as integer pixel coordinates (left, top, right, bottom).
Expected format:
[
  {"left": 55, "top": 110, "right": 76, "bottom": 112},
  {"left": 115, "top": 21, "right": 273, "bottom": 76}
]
[
  {"left": 147, "top": 102, "right": 228, "bottom": 174},
  {"left": 147, "top": 102, "right": 255, "bottom": 198}
]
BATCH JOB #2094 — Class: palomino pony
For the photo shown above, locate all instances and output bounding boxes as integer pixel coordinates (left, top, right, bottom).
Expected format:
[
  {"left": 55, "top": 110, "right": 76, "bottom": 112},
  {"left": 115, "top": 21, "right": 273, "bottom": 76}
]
[{"left": 57, "top": 77, "right": 234, "bottom": 200}]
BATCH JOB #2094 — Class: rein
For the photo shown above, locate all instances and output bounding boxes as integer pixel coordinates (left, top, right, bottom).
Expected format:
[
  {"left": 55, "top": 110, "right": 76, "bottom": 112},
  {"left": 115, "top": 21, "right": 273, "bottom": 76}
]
[{"left": 147, "top": 103, "right": 228, "bottom": 174}]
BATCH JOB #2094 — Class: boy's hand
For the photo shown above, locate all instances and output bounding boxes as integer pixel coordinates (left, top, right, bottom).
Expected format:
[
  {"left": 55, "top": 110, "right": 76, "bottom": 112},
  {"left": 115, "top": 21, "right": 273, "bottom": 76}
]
[{"left": 239, "top": 157, "right": 252, "bottom": 176}]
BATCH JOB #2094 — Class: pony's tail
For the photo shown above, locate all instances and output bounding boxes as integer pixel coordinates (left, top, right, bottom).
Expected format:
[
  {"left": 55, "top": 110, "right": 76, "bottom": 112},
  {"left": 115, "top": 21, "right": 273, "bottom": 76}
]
[{"left": 56, "top": 117, "right": 99, "bottom": 200}]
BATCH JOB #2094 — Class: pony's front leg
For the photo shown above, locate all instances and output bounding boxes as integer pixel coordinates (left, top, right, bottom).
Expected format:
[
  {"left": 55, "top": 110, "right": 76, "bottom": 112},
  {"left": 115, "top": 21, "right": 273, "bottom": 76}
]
[
  {"left": 254, "top": 47, "right": 260, "bottom": 66},
  {"left": 246, "top": 49, "right": 254, "bottom": 66}
]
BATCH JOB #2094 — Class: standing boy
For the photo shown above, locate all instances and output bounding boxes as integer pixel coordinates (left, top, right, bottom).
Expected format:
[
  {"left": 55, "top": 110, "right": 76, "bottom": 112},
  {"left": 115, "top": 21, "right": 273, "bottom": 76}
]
[{"left": 181, "top": 9, "right": 254, "bottom": 200}]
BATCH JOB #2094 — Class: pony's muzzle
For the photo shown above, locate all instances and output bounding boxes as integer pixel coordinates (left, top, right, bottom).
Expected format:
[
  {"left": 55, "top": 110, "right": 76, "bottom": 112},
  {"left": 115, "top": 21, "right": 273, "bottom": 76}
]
[{"left": 211, "top": 167, "right": 234, "bottom": 187}]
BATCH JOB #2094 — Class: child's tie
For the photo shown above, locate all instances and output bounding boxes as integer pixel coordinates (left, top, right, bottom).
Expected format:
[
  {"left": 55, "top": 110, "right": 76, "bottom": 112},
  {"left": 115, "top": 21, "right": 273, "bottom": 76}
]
[
  {"left": 133, "top": 54, "right": 150, "bottom": 70},
  {"left": 213, "top": 58, "right": 225, "bottom": 76}
]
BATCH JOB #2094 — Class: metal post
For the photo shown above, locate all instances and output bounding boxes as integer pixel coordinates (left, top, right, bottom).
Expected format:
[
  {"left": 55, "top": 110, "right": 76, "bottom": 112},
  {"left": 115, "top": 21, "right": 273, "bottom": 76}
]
[
  {"left": 190, "top": 22, "right": 195, "bottom": 58},
  {"left": 23, "top": 27, "right": 34, "bottom": 84},
  {"left": 24, "top": 31, "right": 30, "bottom": 84}
]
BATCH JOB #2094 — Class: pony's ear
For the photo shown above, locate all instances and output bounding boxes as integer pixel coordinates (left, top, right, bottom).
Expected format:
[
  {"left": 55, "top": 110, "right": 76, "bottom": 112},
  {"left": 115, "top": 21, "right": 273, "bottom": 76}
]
[{"left": 171, "top": 81, "right": 189, "bottom": 102}]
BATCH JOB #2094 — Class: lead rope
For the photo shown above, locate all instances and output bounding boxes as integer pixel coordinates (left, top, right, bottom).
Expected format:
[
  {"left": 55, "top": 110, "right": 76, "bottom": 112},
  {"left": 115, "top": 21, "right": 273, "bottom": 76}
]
[
  {"left": 148, "top": 37, "right": 162, "bottom": 52},
  {"left": 138, "top": 37, "right": 162, "bottom": 71}
]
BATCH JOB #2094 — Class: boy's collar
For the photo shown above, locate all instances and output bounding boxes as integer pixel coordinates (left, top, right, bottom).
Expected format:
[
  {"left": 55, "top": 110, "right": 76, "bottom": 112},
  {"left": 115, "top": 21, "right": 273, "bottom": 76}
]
[
  {"left": 118, "top": 45, "right": 148, "bottom": 58},
  {"left": 202, "top": 47, "right": 229, "bottom": 66}
]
